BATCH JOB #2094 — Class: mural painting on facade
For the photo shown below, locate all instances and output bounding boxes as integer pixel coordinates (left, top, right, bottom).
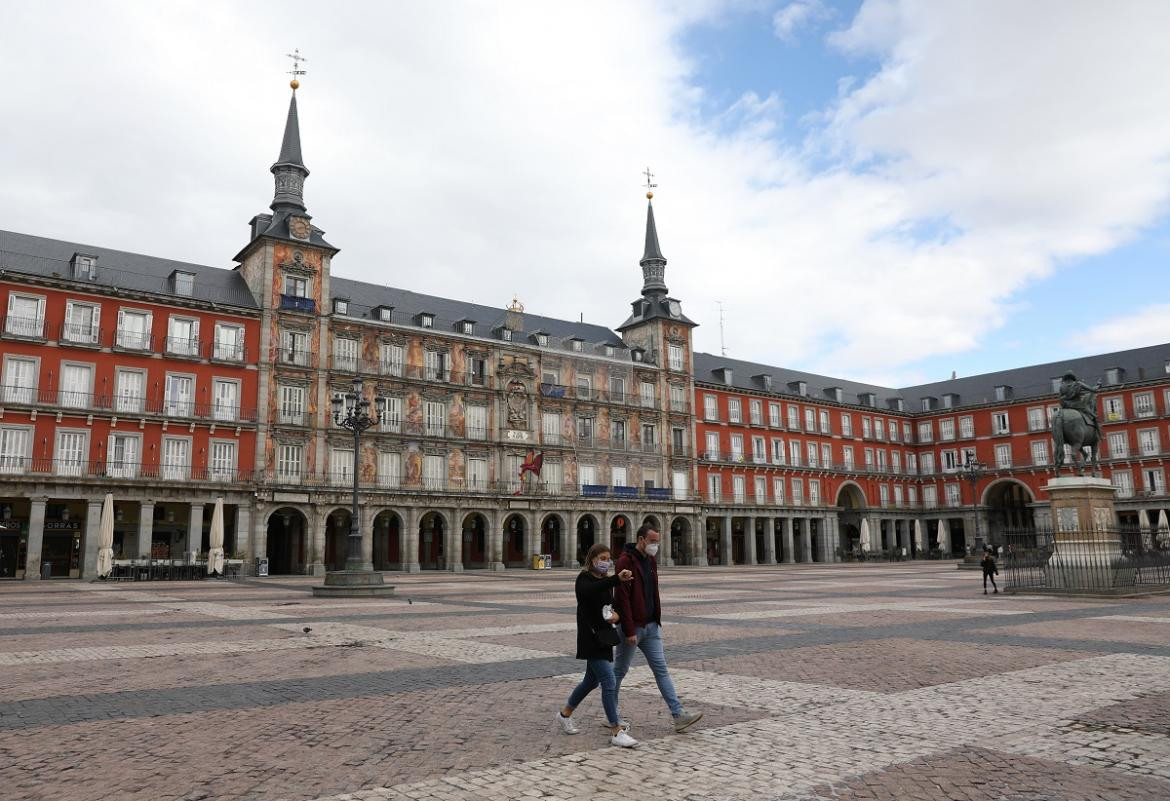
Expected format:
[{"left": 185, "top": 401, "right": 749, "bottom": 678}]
[
  {"left": 406, "top": 339, "right": 425, "bottom": 373},
  {"left": 404, "top": 445, "right": 423, "bottom": 488},
  {"left": 449, "top": 394, "right": 466, "bottom": 438},
  {"left": 449, "top": 448, "right": 465, "bottom": 486},
  {"left": 561, "top": 414, "right": 575, "bottom": 444},
  {"left": 359, "top": 444, "right": 377, "bottom": 484},
  {"left": 405, "top": 392, "right": 423, "bottom": 431},
  {"left": 450, "top": 344, "right": 466, "bottom": 384}
]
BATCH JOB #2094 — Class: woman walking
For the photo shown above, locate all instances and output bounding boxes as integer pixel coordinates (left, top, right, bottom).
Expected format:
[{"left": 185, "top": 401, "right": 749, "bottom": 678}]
[
  {"left": 981, "top": 547, "right": 999, "bottom": 594},
  {"left": 556, "top": 543, "right": 638, "bottom": 748}
]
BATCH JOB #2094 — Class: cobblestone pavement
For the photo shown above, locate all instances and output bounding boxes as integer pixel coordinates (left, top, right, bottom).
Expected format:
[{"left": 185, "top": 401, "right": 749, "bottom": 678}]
[{"left": 2, "top": 564, "right": 1170, "bottom": 800}]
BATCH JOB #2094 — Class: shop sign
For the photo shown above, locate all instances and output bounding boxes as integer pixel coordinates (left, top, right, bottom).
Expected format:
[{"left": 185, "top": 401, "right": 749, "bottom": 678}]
[
  {"left": 45, "top": 520, "right": 82, "bottom": 531},
  {"left": 0, "top": 519, "right": 20, "bottom": 531}
]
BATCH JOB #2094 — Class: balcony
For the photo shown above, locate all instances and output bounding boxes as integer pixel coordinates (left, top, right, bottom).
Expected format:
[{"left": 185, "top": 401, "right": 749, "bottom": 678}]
[
  {"left": 0, "top": 458, "right": 254, "bottom": 483},
  {"left": 277, "top": 347, "right": 311, "bottom": 367},
  {"left": 0, "top": 386, "right": 258, "bottom": 423},
  {"left": 165, "top": 337, "right": 202, "bottom": 358},
  {"left": 280, "top": 294, "right": 316, "bottom": 313},
  {"left": 212, "top": 342, "right": 246, "bottom": 362},
  {"left": 115, "top": 329, "right": 154, "bottom": 351},
  {"left": 59, "top": 321, "right": 101, "bottom": 346}
]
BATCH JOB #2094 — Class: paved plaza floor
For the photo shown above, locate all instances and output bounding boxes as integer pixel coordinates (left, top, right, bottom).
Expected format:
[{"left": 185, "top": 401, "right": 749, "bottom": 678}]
[{"left": 2, "top": 563, "right": 1169, "bottom": 801}]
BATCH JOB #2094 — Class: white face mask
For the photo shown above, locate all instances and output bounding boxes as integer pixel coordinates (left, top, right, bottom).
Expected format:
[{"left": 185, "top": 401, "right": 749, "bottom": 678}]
[{"left": 644, "top": 543, "right": 659, "bottom": 557}]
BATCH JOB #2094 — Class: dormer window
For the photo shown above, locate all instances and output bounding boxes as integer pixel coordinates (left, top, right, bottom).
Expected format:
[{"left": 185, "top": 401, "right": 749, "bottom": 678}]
[
  {"left": 859, "top": 392, "right": 876, "bottom": 407},
  {"left": 333, "top": 299, "right": 349, "bottom": 315},
  {"left": 1104, "top": 367, "right": 1122, "bottom": 385},
  {"left": 532, "top": 332, "right": 548, "bottom": 347},
  {"left": 717, "top": 368, "right": 733, "bottom": 385},
  {"left": 571, "top": 339, "right": 583, "bottom": 352},
  {"left": 419, "top": 313, "right": 434, "bottom": 329},
  {"left": 994, "top": 385, "right": 1012, "bottom": 401},
  {"left": 500, "top": 328, "right": 512, "bottom": 341},
  {"left": 72, "top": 253, "right": 98, "bottom": 281},
  {"left": 922, "top": 397, "right": 935, "bottom": 411},
  {"left": 605, "top": 345, "right": 615, "bottom": 357},
  {"left": 633, "top": 350, "right": 643, "bottom": 362},
  {"left": 755, "top": 374, "right": 773, "bottom": 391},
  {"left": 460, "top": 320, "right": 475, "bottom": 335},
  {"left": 377, "top": 306, "right": 394, "bottom": 323},
  {"left": 942, "top": 393, "right": 959, "bottom": 408},
  {"left": 890, "top": 398, "right": 905, "bottom": 411},
  {"left": 827, "top": 387, "right": 843, "bottom": 402},
  {"left": 171, "top": 270, "right": 195, "bottom": 297},
  {"left": 788, "top": 380, "right": 807, "bottom": 397}
]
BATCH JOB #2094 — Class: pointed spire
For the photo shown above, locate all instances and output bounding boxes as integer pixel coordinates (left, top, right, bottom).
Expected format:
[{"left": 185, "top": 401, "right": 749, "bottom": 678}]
[
  {"left": 270, "top": 88, "right": 310, "bottom": 214},
  {"left": 639, "top": 197, "right": 668, "bottom": 297},
  {"left": 276, "top": 92, "right": 305, "bottom": 167}
]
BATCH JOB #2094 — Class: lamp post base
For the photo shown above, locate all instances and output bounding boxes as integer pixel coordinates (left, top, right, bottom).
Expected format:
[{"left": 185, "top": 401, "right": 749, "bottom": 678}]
[{"left": 312, "top": 570, "right": 397, "bottom": 597}]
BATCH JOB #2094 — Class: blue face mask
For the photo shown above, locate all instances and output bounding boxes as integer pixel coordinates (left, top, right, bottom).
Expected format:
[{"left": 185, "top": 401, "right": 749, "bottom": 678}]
[{"left": 593, "top": 560, "right": 612, "bottom": 574}]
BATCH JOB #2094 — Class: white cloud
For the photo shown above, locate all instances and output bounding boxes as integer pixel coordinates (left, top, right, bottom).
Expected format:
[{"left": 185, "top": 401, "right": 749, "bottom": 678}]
[
  {"left": 2, "top": 1, "right": 1170, "bottom": 384},
  {"left": 1075, "top": 305, "right": 1170, "bottom": 354},
  {"left": 772, "top": 0, "right": 831, "bottom": 42}
]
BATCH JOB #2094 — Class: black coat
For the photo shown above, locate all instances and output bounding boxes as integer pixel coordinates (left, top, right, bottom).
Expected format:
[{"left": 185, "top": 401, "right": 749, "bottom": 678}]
[
  {"left": 575, "top": 571, "right": 620, "bottom": 661},
  {"left": 981, "top": 555, "right": 998, "bottom": 575}
]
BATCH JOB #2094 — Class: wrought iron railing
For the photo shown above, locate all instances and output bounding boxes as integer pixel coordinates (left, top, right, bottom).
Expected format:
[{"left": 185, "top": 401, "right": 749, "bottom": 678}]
[{"left": 1001, "top": 526, "right": 1170, "bottom": 591}]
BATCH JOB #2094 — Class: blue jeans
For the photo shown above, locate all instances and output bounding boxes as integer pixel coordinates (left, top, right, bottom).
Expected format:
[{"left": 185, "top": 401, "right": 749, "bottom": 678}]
[
  {"left": 565, "top": 658, "right": 620, "bottom": 725},
  {"left": 613, "top": 622, "right": 682, "bottom": 716}
]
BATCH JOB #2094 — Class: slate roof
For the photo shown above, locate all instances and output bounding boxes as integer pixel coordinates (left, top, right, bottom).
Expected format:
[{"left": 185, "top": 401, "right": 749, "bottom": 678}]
[
  {"left": 0, "top": 229, "right": 258, "bottom": 309},
  {"left": 694, "top": 351, "right": 902, "bottom": 407}
]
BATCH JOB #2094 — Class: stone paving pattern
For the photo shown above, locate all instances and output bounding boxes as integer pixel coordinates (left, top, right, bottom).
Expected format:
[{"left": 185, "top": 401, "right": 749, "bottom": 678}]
[{"left": 2, "top": 563, "right": 1170, "bottom": 800}]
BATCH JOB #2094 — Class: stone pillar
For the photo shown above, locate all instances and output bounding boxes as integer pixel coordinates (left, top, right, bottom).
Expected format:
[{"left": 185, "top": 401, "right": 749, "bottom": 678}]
[
  {"left": 449, "top": 508, "right": 464, "bottom": 573},
  {"left": 692, "top": 516, "right": 708, "bottom": 566},
  {"left": 626, "top": 513, "right": 638, "bottom": 545},
  {"left": 360, "top": 505, "right": 375, "bottom": 572},
  {"left": 137, "top": 500, "right": 155, "bottom": 559},
  {"left": 488, "top": 509, "right": 505, "bottom": 572},
  {"left": 821, "top": 516, "right": 835, "bottom": 562},
  {"left": 801, "top": 518, "right": 813, "bottom": 563},
  {"left": 402, "top": 507, "right": 421, "bottom": 573},
  {"left": 721, "top": 515, "right": 733, "bottom": 566},
  {"left": 83, "top": 498, "right": 103, "bottom": 577},
  {"left": 253, "top": 503, "right": 268, "bottom": 563},
  {"left": 307, "top": 508, "right": 326, "bottom": 576},
  {"left": 745, "top": 516, "right": 758, "bottom": 565},
  {"left": 564, "top": 516, "right": 577, "bottom": 568},
  {"left": 660, "top": 517, "right": 674, "bottom": 567},
  {"left": 185, "top": 502, "right": 204, "bottom": 563},
  {"left": 782, "top": 517, "right": 795, "bottom": 564},
  {"left": 235, "top": 504, "right": 252, "bottom": 562},
  {"left": 827, "top": 516, "right": 840, "bottom": 562},
  {"left": 763, "top": 518, "right": 778, "bottom": 564},
  {"left": 24, "top": 498, "right": 47, "bottom": 579}
]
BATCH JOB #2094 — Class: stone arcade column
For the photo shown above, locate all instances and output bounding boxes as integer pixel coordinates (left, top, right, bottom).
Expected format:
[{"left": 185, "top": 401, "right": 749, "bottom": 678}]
[
  {"left": 24, "top": 498, "right": 47, "bottom": 579},
  {"left": 307, "top": 507, "right": 326, "bottom": 576},
  {"left": 83, "top": 498, "right": 103, "bottom": 578},
  {"left": 448, "top": 508, "right": 464, "bottom": 573},
  {"left": 137, "top": 501, "right": 155, "bottom": 559},
  {"left": 763, "top": 518, "right": 778, "bottom": 565},
  {"left": 691, "top": 516, "right": 708, "bottom": 567},
  {"left": 782, "top": 517, "right": 795, "bottom": 564},
  {"left": 187, "top": 502, "right": 204, "bottom": 564},
  {"left": 801, "top": 518, "right": 813, "bottom": 563},
  {"left": 488, "top": 509, "right": 505, "bottom": 572},
  {"left": 402, "top": 507, "right": 421, "bottom": 573},
  {"left": 745, "top": 516, "right": 758, "bottom": 565},
  {"left": 563, "top": 517, "right": 577, "bottom": 568},
  {"left": 721, "top": 514, "right": 733, "bottom": 566}
]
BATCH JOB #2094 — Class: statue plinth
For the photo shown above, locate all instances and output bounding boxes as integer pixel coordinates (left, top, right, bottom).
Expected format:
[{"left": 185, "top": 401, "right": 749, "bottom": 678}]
[
  {"left": 312, "top": 570, "right": 397, "bottom": 597},
  {"left": 1042, "top": 477, "right": 1132, "bottom": 591}
]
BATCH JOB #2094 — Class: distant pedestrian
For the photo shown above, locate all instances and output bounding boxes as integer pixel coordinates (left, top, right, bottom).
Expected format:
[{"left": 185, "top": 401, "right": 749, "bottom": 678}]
[
  {"left": 613, "top": 524, "right": 703, "bottom": 733},
  {"left": 556, "top": 544, "right": 638, "bottom": 748},
  {"left": 982, "top": 548, "right": 999, "bottom": 594}
]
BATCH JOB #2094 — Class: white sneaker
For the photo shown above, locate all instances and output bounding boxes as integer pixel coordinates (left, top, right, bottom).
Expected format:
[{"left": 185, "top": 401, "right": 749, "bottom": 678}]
[
  {"left": 609, "top": 730, "right": 640, "bottom": 748},
  {"left": 556, "top": 712, "right": 579, "bottom": 735}
]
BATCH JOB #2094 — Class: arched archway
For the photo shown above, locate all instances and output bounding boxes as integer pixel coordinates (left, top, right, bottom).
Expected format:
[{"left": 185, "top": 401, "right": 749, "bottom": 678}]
[
  {"left": 418, "top": 511, "right": 447, "bottom": 570},
  {"left": 836, "top": 482, "right": 867, "bottom": 558},
  {"left": 540, "top": 514, "right": 563, "bottom": 564},
  {"left": 610, "top": 514, "right": 632, "bottom": 553},
  {"left": 372, "top": 510, "right": 402, "bottom": 570},
  {"left": 503, "top": 513, "right": 526, "bottom": 567},
  {"left": 983, "top": 479, "right": 1035, "bottom": 543},
  {"left": 323, "top": 508, "right": 352, "bottom": 572},
  {"left": 265, "top": 507, "right": 307, "bottom": 575},
  {"left": 670, "top": 516, "right": 690, "bottom": 565},
  {"left": 460, "top": 513, "right": 488, "bottom": 569},
  {"left": 576, "top": 514, "right": 597, "bottom": 565}
]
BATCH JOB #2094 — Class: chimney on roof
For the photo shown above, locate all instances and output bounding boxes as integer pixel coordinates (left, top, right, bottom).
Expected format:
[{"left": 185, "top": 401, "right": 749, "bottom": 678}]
[{"left": 505, "top": 296, "right": 524, "bottom": 333}]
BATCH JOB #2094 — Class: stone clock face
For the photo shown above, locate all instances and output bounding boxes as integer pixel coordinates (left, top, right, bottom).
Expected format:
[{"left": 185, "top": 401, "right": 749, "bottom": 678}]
[
  {"left": 289, "top": 217, "right": 311, "bottom": 240},
  {"left": 668, "top": 300, "right": 681, "bottom": 317}
]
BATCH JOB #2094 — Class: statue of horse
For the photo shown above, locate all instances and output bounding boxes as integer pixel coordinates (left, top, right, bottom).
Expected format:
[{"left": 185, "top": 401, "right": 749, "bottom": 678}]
[{"left": 1052, "top": 408, "right": 1099, "bottom": 476}]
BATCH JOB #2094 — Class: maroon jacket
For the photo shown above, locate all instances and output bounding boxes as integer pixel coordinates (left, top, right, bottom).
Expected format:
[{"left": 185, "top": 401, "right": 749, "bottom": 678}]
[{"left": 614, "top": 543, "right": 662, "bottom": 638}]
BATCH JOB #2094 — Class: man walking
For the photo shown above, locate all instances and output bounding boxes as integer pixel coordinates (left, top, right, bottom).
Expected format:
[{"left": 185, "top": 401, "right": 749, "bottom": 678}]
[{"left": 612, "top": 523, "right": 702, "bottom": 733}]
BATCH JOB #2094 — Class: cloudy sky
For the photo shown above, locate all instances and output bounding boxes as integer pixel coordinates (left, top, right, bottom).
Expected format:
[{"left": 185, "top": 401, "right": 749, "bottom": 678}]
[{"left": 3, "top": 1, "right": 1170, "bottom": 386}]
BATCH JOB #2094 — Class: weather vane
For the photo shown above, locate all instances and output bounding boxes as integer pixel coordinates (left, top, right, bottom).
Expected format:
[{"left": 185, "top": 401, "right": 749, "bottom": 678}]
[
  {"left": 643, "top": 166, "right": 658, "bottom": 199},
  {"left": 286, "top": 48, "right": 307, "bottom": 89}
]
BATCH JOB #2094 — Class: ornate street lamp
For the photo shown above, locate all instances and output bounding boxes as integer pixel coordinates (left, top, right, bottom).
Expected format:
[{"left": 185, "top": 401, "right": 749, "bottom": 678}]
[
  {"left": 313, "top": 376, "right": 395, "bottom": 596},
  {"left": 961, "top": 454, "right": 986, "bottom": 554}
]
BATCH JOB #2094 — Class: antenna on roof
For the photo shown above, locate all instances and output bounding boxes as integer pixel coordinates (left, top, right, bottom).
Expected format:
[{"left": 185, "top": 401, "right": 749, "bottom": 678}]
[
  {"left": 580, "top": 313, "right": 584, "bottom": 322},
  {"left": 951, "top": 370, "right": 957, "bottom": 380},
  {"left": 716, "top": 300, "right": 727, "bottom": 356}
]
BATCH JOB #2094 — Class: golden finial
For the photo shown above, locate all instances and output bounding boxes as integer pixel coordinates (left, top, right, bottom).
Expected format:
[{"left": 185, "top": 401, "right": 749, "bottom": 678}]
[
  {"left": 642, "top": 166, "right": 657, "bottom": 200},
  {"left": 507, "top": 295, "right": 525, "bottom": 314},
  {"left": 286, "top": 48, "right": 307, "bottom": 90}
]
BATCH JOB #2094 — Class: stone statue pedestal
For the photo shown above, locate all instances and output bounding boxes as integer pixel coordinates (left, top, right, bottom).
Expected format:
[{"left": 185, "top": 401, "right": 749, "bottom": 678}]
[
  {"left": 312, "top": 570, "right": 397, "bottom": 597},
  {"left": 1042, "top": 477, "right": 1132, "bottom": 591}
]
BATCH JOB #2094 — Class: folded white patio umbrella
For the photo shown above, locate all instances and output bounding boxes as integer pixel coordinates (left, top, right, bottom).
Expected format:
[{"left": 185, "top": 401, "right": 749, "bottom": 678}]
[
  {"left": 859, "top": 518, "right": 871, "bottom": 552},
  {"left": 937, "top": 518, "right": 951, "bottom": 556},
  {"left": 1157, "top": 509, "right": 1170, "bottom": 546},
  {"left": 96, "top": 493, "right": 115, "bottom": 578},
  {"left": 207, "top": 497, "right": 225, "bottom": 575},
  {"left": 914, "top": 518, "right": 925, "bottom": 555}
]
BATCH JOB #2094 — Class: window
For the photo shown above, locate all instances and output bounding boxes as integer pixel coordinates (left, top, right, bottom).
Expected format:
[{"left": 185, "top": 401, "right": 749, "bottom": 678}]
[
  {"left": 281, "top": 330, "right": 310, "bottom": 366},
  {"left": 750, "top": 400, "right": 763, "bottom": 425},
  {"left": 917, "top": 421, "right": 933, "bottom": 443},
  {"left": 922, "top": 485, "right": 938, "bottom": 508},
  {"left": 705, "top": 432, "right": 720, "bottom": 460},
  {"left": 902, "top": 422, "right": 912, "bottom": 441},
  {"left": 640, "top": 423, "right": 656, "bottom": 451},
  {"left": 640, "top": 382, "right": 655, "bottom": 409},
  {"left": 991, "top": 412, "right": 1010, "bottom": 435},
  {"left": 500, "top": 328, "right": 512, "bottom": 341},
  {"left": 806, "top": 441, "right": 818, "bottom": 468},
  {"left": 668, "top": 343, "right": 683, "bottom": 371},
  {"left": 465, "top": 456, "right": 486, "bottom": 490},
  {"left": 907, "top": 453, "right": 917, "bottom": 473},
  {"left": 378, "top": 307, "right": 394, "bottom": 322},
  {"left": 378, "top": 451, "right": 402, "bottom": 488},
  {"left": 754, "top": 476, "right": 767, "bottom": 504},
  {"left": 879, "top": 484, "right": 890, "bottom": 507},
  {"left": 891, "top": 450, "right": 901, "bottom": 473},
  {"left": 707, "top": 473, "right": 721, "bottom": 503},
  {"left": 333, "top": 337, "right": 358, "bottom": 372},
  {"left": 672, "top": 426, "right": 685, "bottom": 453},
  {"left": 874, "top": 418, "right": 885, "bottom": 440},
  {"left": 212, "top": 323, "right": 244, "bottom": 361},
  {"left": 959, "top": 416, "right": 974, "bottom": 438},
  {"left": 804, "top": 407, "right": 815, "bottom": 432},
  {"left": 459, "top": 320, "right": 473, "bottom": 335},
  {"left": 840, "top": 413, "right": 852, "bottom": 437},
  {"left": 787, "top": 405, "right": 799, "bottom": 429},
  {"left": 0, "top": 426, "right": 31, "bottom": 474},
  {"left": 423, "top": 455, "right": 445, "bottom": 489},
  {"left": 209, "top": 441, "right": 237, "bottom": 482},
  {"left": 1112, "top": 469, "right": 1134, "bottom": 498},
  {"left": 941, "top": 449, "right": 959, "bottom": 472},
  {"left": 889, "top": 423, "right": 899, "bottom": 442},
  {"left": 1103, "top": 396, "right": 1125, "bottom": 422},
  {"left": 579, "top": 463, "right": 596, "bottom": 489},
  {"left": 876, "top": 449, "right": 887, "bottom": 472},
  {"left": 920, "top": 452, "right": 935, "bottom": 475},
  {"left": 672, "top": 470, "right": 689, "bottom": 501},
  {"left": 612, "top": 465, "right": 628, "bottom": 487},
  {"left": 864, "top": 448, "right": 874, "bottom": 469},
  {"left": 536, "top": 333, "right": 548, "bottom": 347},
  {"left": 329, "top": 448, "right": 354, "bottom": 486},
  {"left": 5, "top": 293, "right": 45, "bottom": 337},
  {"left": 164, "top": 374, "right": 194, "bottom": 417},
  {"left": 608, "top": 376, "right": 625, "bottom": 400},
  {"left": 820, "top": 410, "right": 831, "bottom": 434},
  {"left": 939, "top": 418, "right": 955, "bottom": 441},
  {"left": 108, "top": 369, "right": 143, "bottom": 414},
  {"left": 1108, "top": 431, "right": 1129, "bottom": 459},
  {"left": 161, "top": 437, "right": 191, "bottom": 481},
  {"left": 1134, "top": 392, "right": 1155, "bottom": 418},
  {"left": 821, "top": 443, "right": 832, "bottom": 466},
  {"left": 752, "top": 436, "right": 766, "bottom": 463},
  {"left": 1031, "top": 440, "right": 1049, "bottom": 466},
  {"left": 670, "top": 383, "right": 685, "bottom": 412},
  {"left": 381, "top": 343, "right": 404, "bottom": 376},
  {"left": 467, "top": 405, "right": 488, "bottom": 440},
  {"left": 73, "top": 254, "right": 97, "bottom": 280},
  {"left": 576, "top": 375, "right": 592, "bottom": 400},
  {"left": 379, "top": 396, "right": 402, "bottom": 433},
  {"left": 62, "top": 301, "right": 100, "bottom": 344},
  {"left": 167, "top": 316, "right": 200, "bottom": 357},
  {"left": 279, "top": 385, "right": 306, "bottom": 425},
  {"left": 59, "top": 363, "right": 93, "bottom": 409},
  {"left": 212, "top": 379, "right": 240, "bottom": 422},
  {"left": 613, "top": 419, "right": 627, "bottom": 448},
  {"left": 100, "top": 432, "right": 139, "bottom": 479},
  {"left": 842, "top": 445, "right": 855, "bottom": 470},
  {"left": 577, "top": 416, "right": 594, "bottom": 445},
  {"left": 2, "top": 356, "right": 37, "bottom": 404},
  {"left": 333, "top": 299, "right": 349, "bottom": 315},
  {"left": 732, "top": 475, "right": 746, "bottom": 503},
  {"left": 277, "top": 444, "right": 303, "bottom": 483},
  {"left": 790, "top": 478, "right": 803, "bottom": 505},
  {"left": 542, "top": 412, "right": 561, "bottom": 445},
  {"left": 1138, "top": 429, "right": 1160, "bottom": 456},
  {"left": 728, "top": 398, "right": 742, "bottom": 423},
  {"left": 704, "top": 394, "right": 719, "bottom": 420},
  {"left": 995, "top": 443, "right": 1012, "bottom": 468},
  {"left": 1027, "top": 407, "right": 1045, "bottom": 431},
  {"left": 285, "top": 276, "right": 308, "bottom": 297},
  {"left": 769, "top": 403, "right": 781, "bottom": 428},
  {"left": 544, "top": 461, "right": 563, "bottom": 494},
  {"left": 789, "top": 439, "right": 802, "bottom": 466},
  {"left": 893, "top": 485, "right": 904, "bottom": 506},
  {"left": 571, "top": 339, "right": 582, "bottom": 352},
  {"left": 56, "top": 430, "right": 89, "bottom": 476},
  {"left": 116, "top": 309, "right": 152, "bottom": 350},
  {"left": 861, "top": 417, "right": 872, "bottom": 438},
  {"left": 1142, "top": 467, "right": 1165, "bottom": 495},
  {"left": 425, "top": 401, "right": 446, "bottom": 437},
  {"left": 424, "top": 350, "right": 450, "bottom": 381},
  {"left": 771, "top": 438, "right": 785, "bottom": 465},
  {"left": 469, "top": 356, "right": 487, "bottom": 386},
  {"left": 908, "top": 486, "right": 917, "bottom": 506},
  {"left": 945, "top": 484, "right": 961, "bottom": 507}
]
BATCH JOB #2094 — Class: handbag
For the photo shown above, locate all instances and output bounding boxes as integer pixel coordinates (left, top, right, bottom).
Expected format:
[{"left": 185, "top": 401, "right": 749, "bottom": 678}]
[{"left": 593, "top": 622, "right": 621, "bottom": 647}]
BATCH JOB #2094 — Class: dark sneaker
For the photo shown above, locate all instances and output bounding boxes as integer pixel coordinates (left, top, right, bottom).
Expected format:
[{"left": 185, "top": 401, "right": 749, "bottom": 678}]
[{"left": 673, "top": 710, "right": 703, "bottom": 733}]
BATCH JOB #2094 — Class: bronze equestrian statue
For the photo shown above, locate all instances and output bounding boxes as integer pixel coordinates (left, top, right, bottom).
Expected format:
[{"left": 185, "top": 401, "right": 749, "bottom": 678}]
[{"left": 1052, "top": 372, "right": 1101, "bottom": 476}]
